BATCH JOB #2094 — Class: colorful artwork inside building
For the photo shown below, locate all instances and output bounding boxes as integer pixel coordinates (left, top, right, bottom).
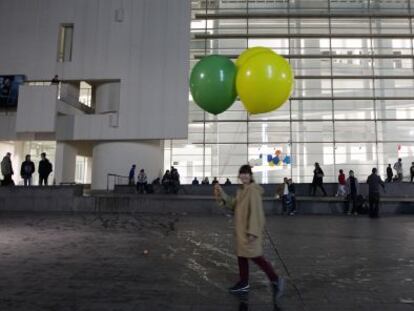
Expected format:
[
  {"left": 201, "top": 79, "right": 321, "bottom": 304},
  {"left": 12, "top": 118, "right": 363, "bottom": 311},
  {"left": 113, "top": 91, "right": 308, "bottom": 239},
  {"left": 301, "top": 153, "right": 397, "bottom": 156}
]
[{"left": 249, "top": 147, "right": 292, "bottom": 168}]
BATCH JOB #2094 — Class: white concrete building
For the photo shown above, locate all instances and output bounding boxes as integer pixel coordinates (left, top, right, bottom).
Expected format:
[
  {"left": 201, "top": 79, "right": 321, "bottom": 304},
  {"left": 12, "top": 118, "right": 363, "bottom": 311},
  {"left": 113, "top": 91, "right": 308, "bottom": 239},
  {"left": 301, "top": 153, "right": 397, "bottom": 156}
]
[{"left": 0, "top": 0, "right": 191, "bottom": 189}]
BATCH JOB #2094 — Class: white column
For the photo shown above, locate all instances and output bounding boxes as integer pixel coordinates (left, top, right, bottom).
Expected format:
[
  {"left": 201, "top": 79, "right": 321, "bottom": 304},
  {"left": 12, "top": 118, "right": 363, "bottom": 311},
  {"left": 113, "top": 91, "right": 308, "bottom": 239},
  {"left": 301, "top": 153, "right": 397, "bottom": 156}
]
[
  {"left": 95, "top": 82, "right": 120, "bottom": 113},
  {"left": 92, "top": 141, "right": 163, "bottom": 190},
  {"left": 54, "top": 142, "right": 77, "bottom": 184}
]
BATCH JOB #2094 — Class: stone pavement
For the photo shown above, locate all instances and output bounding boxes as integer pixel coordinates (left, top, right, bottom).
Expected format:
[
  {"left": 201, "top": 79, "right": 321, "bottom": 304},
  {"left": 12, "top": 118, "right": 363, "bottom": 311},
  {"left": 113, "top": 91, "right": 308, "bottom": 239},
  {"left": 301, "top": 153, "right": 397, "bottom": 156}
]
[{"left": 0, "top": 213, "right": 413, "bottom": 311}]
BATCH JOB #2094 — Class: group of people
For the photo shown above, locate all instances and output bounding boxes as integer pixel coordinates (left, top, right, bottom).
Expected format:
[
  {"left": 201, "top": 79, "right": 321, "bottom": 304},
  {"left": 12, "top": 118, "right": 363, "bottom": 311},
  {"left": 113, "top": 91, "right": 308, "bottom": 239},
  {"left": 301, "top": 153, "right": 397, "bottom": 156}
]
[
  {"left": 128, "top": 165, "right": 150, "bottom": 193},
  {"left": 192, "top": 176, "right": 232, "bottom": 186},
  {"left": 386, "top": 159, "right": 414, "bottom": 183},
  {"left": 311, "top": 162, "right": 386, "bottom": 218},
  {"left": 1, "top": 152, "right": 53, "bottom": 186}
]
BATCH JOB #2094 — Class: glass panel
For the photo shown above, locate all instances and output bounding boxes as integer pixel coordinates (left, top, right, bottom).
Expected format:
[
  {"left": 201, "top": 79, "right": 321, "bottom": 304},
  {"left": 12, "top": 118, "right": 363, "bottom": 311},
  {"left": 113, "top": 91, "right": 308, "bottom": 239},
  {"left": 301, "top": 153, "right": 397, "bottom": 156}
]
[
  {"left": 335, "top": 121, "right": 376, "bottom": 142},
  {"left": 377, "top": 121, "right": 414, "bottom": 142},
  {"left": 248, "top": 122, "right": 291, "bottom": 144},
  {"left": 334, "top": 100, "right": 375, "bottom": 120},
  {"left": 292, "top": 121, "right": 334, "bottom": 142}
]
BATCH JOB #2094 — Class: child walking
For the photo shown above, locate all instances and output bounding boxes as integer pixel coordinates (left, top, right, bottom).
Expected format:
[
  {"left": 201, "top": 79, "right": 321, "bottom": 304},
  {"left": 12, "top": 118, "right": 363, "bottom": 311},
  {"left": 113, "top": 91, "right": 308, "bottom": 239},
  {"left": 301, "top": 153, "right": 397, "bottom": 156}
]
[{"left": 214, "top": 165, "right": 284, "bottom": 301}]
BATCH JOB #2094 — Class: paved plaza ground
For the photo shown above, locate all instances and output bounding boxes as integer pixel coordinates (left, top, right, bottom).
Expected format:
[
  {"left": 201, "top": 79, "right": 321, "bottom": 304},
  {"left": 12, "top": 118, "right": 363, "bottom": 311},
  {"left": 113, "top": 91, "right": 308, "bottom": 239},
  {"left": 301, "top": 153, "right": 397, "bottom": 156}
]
[{"left": 0, "top": 213, "right": 413, "bottom": 311}]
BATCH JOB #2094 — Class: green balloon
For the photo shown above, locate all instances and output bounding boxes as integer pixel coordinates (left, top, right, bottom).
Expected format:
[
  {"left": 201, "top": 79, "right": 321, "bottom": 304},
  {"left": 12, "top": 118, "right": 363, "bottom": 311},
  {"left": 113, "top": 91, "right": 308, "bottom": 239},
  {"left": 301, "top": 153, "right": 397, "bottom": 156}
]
[{"left": 190, "top": 55, "right": 237, "bottom": 115}]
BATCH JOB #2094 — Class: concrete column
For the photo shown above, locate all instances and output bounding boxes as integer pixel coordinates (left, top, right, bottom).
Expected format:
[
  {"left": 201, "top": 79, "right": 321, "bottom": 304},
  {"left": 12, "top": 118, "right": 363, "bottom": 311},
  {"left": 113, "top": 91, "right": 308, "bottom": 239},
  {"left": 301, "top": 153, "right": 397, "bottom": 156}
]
[
  {"left": 92, "top": 141, "right": 163, "bottom": 190},
  {"left": 86, "top": 157, "right": 92, "bottom": 184},
  {"left": 95, "top": 82, "right": 120, "bottom": 113},
  {"left": 54, "top": 142, "right": 77, "bottom": 184}
]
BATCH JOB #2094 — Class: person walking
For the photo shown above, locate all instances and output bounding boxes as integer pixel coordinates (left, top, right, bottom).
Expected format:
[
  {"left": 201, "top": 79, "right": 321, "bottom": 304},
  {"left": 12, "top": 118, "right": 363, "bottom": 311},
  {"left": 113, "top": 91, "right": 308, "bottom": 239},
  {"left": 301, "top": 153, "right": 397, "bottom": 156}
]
[
  {"left": 20, "top": 155, "right": 35, "bottom": 186},
  {"left": 346, "top": 170, "right": 359, "bottom": 215},
  {"left": 366, "top": 168, "right": 385, "bottom": 218},
  {"left": 214, "top": 164, "right": 284, "bottom": 302},
  {"left": 38, "top": 153, "right": 53, "bottom": 186},
  {"left": 311, "top": 162, "right": 327, "bottom": 196},
  {"left": 386, "top": 164, "right": 393, "bottom": 183},
  {"left": 393, "top": 158, "right": 403, "bottom": 182},
  {"left": 1, "top": 152, "right": 14, "bottom": 186}
]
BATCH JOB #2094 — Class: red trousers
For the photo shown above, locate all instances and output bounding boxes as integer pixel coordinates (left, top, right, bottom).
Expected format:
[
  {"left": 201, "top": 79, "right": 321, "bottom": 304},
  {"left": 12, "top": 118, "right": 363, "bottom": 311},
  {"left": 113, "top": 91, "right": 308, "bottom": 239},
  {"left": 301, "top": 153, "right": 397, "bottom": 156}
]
[{"left": 238, "top": 256, "right": 278, "bottom": 283}]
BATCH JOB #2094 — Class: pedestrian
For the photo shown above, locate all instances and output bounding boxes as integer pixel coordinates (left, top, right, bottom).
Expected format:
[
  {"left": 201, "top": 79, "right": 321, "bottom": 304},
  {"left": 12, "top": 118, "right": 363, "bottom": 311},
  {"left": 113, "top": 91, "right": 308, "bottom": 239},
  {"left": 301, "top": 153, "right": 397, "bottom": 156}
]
[
  {"left": 1, "top": 152, "right": 14, "bottom": 186},
  {"left": 311, "top": 162, "right": 327, "bottom": 196},
  {"left": 336, "top": 169, "right": 346, "bottom": 197},
  {"left": 287, "top": 178, "right": 297, "bottom": 215},
  {"left": 136, "top": 169, "right": 148, "bottom": 193},
  {"left": 192, "top": 177, "right": 199, "bottom": 185},
  {"left": 170, "top": 167, "right": 180, "bottom": 194},
  {"left": 393, "top": 158, "right": 403, "bottom": 182},
  {"left": 51, "top": 75, "right": 60, "bottom": 84},
  {"left": 38, "top": 153, "right": 53, "bottom": 186},
  {"left": 366, "top": 168, "right": 385, "bottom": 218},
  {"left": 214, "top": 164, "right": 284, "bottom": 301},
  {"left": 410, "top": 162, "right": 414, "bottom": 183},
  {"left": 386, "top": 164, "right": 393, "bottom": 183},
  {"left": 20, "top": 154, "right": 35, "bottom": 186},
  {"left": 346, "top": 170, "right": 359, "bottom": 215},
  {"left": 128, "top": 164, "right": 136, "bottom": 186},
  {"left": 276, "top": 177, "right": 289, "bottom": 215}
]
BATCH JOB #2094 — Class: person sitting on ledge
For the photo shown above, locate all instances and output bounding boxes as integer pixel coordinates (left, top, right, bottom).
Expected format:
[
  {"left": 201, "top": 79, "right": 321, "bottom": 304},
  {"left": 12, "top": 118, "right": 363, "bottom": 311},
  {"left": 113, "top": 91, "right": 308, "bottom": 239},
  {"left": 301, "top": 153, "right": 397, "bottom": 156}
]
[
  {"left": 212, "top": 177, "right": 219, "bottom": 185},
  {"left": 224, "top": 178, "right": 232, "bottom": 185},
  {"left": 162, "top": 170, "right": 171, "bottom": 193},
  {"left": 192, "top": 177, "right": 199, "bottom": 185},
  {"left": 201, "top": 177, "right": 209, "bottom": 185}
]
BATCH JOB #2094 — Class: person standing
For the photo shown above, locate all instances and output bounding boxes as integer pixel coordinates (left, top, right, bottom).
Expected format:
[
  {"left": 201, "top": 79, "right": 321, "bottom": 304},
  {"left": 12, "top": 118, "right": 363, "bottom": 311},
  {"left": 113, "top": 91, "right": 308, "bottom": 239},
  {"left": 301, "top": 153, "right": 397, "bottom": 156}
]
[
  {"left": 336, "top": 169, "right": 346, "bottom": 197},
  {"left": 366, "top": 168, "right": 385, "bottom": 218},
  {"left": 136, "top": 169, "right": 148, "bottom": 194},
  {"left": 20, "top": 155, "right": 35, "bottom": 186},
  {"left": 1, "top": 152, "right": 14, "bottom": 186},
  {"left": 410, "top": 162, "right": 414, "bottom": 183},
  {"left": 276, "top": 177, "right": 289, "bottom": 215},
  {"left": 214, "top": 165, "right": 284, "bottom": 302},
  {"left": 38, "top": 152, "right": 53, "bottom": 186},
  {"left": 128, "top": 164, "right": 136, "bottom": 186},
  {"left": 386, "top": 164, "right": 393, "bottom": 183},
  {"left": 311, "top": 162, "right": 327, "bottom": 196},
  {"left": 346, "top": 170, "right": 359, "bottom": 215},
  {"left": 393, "top": 158, "right": 403, "bottom": 182}
]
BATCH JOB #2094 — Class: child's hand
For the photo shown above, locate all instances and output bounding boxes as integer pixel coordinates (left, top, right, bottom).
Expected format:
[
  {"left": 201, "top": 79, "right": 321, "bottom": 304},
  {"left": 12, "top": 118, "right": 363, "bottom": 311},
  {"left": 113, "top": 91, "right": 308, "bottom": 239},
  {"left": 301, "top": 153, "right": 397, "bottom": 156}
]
[{"left": 214, "top": 184, "right": 223, "bottom": 199}]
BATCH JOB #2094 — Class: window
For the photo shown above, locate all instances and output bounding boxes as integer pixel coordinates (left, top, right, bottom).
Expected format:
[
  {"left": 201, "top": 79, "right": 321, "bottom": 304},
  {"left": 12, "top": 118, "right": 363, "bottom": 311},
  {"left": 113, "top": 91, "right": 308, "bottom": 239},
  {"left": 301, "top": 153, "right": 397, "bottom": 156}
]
[{"left": 57, "top": 24, "right": 74, "bottom": 62}]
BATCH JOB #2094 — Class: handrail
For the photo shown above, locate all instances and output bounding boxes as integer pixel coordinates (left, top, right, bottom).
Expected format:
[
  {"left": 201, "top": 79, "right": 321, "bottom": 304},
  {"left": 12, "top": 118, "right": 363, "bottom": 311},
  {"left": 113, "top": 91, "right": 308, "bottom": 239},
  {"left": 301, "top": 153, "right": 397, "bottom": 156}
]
[{"left": 106, "top": 173, "right": 129, "bottom": 191}]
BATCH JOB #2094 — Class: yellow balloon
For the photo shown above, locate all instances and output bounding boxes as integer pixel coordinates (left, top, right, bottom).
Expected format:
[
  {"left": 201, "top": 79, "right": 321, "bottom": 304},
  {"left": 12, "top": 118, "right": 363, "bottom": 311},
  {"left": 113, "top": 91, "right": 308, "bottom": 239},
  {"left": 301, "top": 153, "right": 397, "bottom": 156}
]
[
  {"left": 236, "top": 52, "right": 294, "bottom": 115},
  {"left": 236, "top": 47, "right": 274, "bottom": 68}
]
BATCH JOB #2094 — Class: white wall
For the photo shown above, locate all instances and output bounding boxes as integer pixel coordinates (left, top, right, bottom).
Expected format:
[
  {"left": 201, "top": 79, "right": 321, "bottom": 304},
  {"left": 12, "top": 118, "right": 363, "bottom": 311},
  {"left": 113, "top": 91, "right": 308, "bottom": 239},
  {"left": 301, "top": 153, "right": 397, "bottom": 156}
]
[
  {"left": 16, "top": 85, "right": 57, "bottom": 133},
  {"left": 0, "top": 0, "right": 191, "bottom": 141}
]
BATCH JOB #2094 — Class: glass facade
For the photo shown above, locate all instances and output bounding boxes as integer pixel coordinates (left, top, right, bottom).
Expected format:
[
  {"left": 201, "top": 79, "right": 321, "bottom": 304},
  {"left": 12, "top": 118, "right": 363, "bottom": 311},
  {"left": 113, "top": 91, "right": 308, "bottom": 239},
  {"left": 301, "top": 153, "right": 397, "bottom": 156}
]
[{"left": 165, "top": 0, "right": 414, "bottom": 184}]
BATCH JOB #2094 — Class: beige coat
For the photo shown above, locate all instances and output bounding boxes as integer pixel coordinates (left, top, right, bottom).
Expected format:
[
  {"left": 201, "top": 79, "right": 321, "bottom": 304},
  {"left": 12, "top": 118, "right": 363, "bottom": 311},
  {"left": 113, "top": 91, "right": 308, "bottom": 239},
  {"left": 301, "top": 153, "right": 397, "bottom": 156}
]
[{"left": 220, "top": 183, "right": 265, "bottom": 258}]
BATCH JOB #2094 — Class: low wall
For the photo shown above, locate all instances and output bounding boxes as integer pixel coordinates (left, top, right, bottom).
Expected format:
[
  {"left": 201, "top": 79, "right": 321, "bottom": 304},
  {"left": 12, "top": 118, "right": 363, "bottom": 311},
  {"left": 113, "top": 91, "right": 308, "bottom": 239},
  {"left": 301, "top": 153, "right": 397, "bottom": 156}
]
[
  {"left": 0, "top": 185, "right": 413, "bottom": 215},
  {"left": 114, "top": 182, "right": 414, "bottom": 197}
]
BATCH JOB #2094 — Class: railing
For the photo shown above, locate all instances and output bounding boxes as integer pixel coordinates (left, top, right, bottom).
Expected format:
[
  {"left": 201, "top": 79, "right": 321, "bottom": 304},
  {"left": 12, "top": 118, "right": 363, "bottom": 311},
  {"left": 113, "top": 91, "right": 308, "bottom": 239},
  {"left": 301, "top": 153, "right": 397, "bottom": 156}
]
[{"left": 106, "top": 173, "right": 130, "bottom": 191}]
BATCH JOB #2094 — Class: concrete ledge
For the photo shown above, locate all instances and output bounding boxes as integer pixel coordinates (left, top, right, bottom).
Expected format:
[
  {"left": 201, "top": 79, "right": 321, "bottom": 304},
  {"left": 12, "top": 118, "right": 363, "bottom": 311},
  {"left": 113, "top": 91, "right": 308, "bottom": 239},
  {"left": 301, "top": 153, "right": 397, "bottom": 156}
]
[
  {"left": 0, "top": 185, "right": 413, "bottom": 215},
  {"left": 114, "top": 182, "right": 414, "bottom": 198}
]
